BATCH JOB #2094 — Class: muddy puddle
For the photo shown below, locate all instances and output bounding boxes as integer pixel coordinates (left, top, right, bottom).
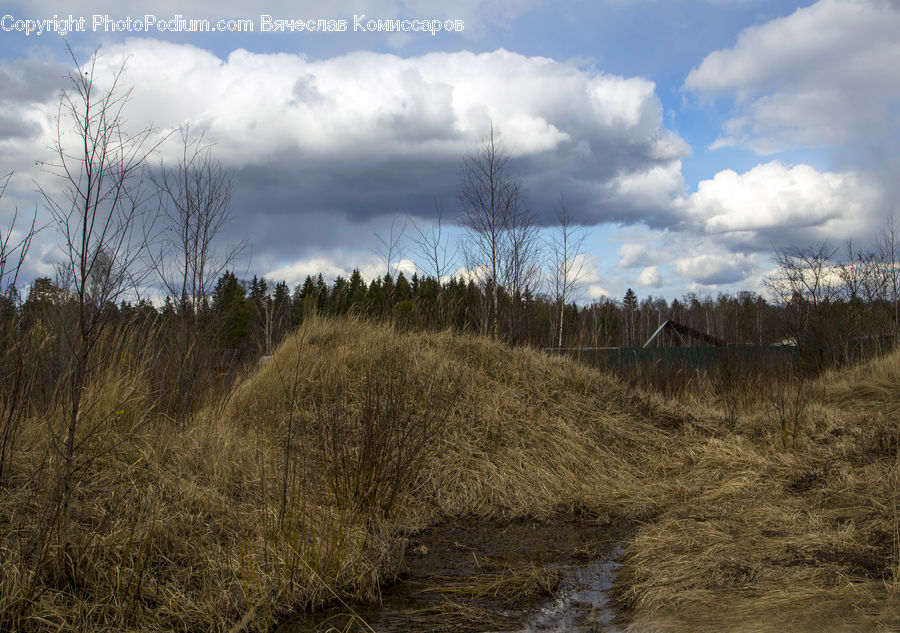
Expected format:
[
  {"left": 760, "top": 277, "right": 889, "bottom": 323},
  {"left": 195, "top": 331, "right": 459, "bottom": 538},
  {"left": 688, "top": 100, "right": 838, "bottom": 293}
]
[{"left": 280, "top": 517, "right": 627, "bottom": 633}]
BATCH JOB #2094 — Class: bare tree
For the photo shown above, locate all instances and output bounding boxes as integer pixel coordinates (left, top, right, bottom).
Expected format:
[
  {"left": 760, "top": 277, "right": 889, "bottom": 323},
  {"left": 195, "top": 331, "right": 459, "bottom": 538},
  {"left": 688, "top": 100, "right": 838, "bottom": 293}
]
[
  {"left": 875, "top": 209, "right": 900, "bottom": 329},
  {"left": 152, "top": 123, "right": 241, "bottom": 331},
  {"left": 857, "top": 248, "right": 890, "bottom": 305},
  {"left": 374, "top": 216, "right": 407, "bottom": 279},
  {"left": 0, "top": 173, "right": 41, "bottom": 489},
  {"left": 503, "top": 199, "right": 542, "bottom": 342},
  {"left": 459, "top": 121, "right": 523, "bottom": 338},
  {"left": 548, "top": 194, "right": 588, "bottom": 348},
  {"left": 149, "top": 124, "right": 245, "bottom": 419},
  {"left": 373, "top": 216, "right": 407, "bottom": 315},
  {"left": 765, "top": 242, "right": 838, "bottom": 347},
  {"left": 38, "top": 47, "right": 164, "bottom": 548},
  {"left": 0, "top": 174, "right": 38, "bottom": 299},
  {"left": 409, "top": 200, "right": 459, "bottom": 326},
  {"left": 410, "top": 199, "right": 458, "bottom": 285}
]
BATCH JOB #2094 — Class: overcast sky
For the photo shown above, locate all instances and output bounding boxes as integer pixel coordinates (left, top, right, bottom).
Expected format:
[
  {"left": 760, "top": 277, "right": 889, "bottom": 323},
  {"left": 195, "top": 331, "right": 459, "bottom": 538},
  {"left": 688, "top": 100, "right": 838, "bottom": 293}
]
[{"left": 1, "top": 0, "right": 897, "bottom": 302}]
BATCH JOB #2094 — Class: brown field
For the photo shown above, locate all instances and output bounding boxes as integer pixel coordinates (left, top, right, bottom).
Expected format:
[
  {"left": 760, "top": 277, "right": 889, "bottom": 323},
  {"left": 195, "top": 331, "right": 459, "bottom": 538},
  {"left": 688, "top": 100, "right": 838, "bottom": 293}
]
[{"left": 1, "top": 315, "right": 898, "bottom": 632}]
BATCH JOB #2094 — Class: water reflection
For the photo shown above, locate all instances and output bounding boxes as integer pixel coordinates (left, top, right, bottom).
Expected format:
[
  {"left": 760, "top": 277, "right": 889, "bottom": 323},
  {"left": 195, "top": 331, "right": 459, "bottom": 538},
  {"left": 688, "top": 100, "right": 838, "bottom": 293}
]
[{"left": 280, "top": 518, "right": 626, "bottom": 633}]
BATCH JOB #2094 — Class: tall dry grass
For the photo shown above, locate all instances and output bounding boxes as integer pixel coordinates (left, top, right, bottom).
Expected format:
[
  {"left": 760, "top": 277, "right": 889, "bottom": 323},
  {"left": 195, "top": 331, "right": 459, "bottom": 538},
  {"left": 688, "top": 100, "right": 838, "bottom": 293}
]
[
  {"left": 2, "top": 314, "right": 899, "bottom": 632},
  {"left": 0, "top": 315, "right": 664, "bottom": 632},
  {"left": 613, "top": 349, "right": 900, "bottom": 633}
]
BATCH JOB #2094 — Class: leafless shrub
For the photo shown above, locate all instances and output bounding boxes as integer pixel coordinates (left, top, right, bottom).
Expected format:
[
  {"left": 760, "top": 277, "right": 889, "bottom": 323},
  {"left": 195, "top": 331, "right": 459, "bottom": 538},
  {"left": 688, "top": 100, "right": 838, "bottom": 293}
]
[
  {"left": 765, "top": 354, "right": 809, "bottom": 450},
  {"left": 0, "top": 172, "right": 41, "bottom": 490},
  {"left": 37, "top": 45, "right": 166, "bottom": 577},
  {"left": 319, "top": 354, "right": 453, "bottom": 519}
]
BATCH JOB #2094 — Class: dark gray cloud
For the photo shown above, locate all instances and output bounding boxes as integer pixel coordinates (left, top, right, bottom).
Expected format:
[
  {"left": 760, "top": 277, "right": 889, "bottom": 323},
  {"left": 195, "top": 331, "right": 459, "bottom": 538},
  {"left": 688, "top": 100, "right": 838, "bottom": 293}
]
[
  {"left": 0, "top": 110, "right": 42, "bottom": 140},
  {"left": 56, "top": 40, "right": 687, "bottom": 268},
  {"left": 0, "top": 58, "right": 68, "bottom": 102}
]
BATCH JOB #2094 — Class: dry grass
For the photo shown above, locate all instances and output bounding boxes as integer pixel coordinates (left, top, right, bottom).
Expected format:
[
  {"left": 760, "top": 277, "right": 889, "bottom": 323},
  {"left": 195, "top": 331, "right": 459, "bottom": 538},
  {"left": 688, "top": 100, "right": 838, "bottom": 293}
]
[
  {"left": 416, "top": 564, "right": 560, "bottom": 606},
  {"left": 613, "top": 350, "right": 900, "bottom": 633},
  {"left": 404, "top": 599, "right": 509, "bottom": 633},
  {"left": 2, "top": 315, "right": 899, "bottom": 632}
]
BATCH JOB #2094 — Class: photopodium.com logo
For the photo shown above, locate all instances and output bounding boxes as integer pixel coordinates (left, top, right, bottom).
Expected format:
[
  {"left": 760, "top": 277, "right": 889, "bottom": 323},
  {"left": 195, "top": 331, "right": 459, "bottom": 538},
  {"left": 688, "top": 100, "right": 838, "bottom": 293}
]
[{"left": 0, "top": 14, "right": 465, "bottom": 36}]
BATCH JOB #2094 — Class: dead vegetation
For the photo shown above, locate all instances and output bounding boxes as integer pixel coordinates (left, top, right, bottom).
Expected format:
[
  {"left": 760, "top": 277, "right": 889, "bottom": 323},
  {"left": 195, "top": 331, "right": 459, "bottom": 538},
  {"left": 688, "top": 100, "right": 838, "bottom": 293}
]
[
  {"left": 1, "top": 315, "right": 898, "bottom": 632},
  {"left": 613, "top": 346, "right": 900, "bottom": 633},
  {"left": 404, "top": 600, "right": 509, "bottom": 633},
  {"left": 416, "top": 564, "right": 560, "bottom": 606}
]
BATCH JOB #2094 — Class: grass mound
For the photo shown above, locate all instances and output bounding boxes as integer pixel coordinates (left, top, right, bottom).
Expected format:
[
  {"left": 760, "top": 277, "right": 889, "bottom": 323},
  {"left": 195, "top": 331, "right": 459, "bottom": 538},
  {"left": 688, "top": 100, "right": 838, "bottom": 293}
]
[
  {"left": 826, "top": 347, "right": 900, "bottom": 407},
  {"left": 228, "top": 315, "right": 669, "bottom": 522}
]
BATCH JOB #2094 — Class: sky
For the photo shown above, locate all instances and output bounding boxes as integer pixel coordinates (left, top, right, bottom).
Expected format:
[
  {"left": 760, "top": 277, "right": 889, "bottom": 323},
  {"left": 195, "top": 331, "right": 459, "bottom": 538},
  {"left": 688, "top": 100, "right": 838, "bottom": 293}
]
[{"left": 1, "top": 0, "right": 898, "bottom": 303}]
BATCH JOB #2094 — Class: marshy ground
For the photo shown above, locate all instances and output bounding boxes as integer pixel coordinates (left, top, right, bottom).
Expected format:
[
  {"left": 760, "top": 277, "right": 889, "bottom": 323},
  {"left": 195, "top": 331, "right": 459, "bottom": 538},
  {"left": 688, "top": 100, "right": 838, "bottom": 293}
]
[
  {"left": 2, "top": 316, "right": 898, "bottom": 632},
  {"left": 283, "top": 517, "right": 627, "bottom": 633}
]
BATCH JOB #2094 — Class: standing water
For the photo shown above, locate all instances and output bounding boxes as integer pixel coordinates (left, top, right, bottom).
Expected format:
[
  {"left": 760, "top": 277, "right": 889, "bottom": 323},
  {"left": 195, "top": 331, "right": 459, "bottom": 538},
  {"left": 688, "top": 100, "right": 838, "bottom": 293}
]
[{"left": 281, "top": 517, "right": 627, "bottom": 633}]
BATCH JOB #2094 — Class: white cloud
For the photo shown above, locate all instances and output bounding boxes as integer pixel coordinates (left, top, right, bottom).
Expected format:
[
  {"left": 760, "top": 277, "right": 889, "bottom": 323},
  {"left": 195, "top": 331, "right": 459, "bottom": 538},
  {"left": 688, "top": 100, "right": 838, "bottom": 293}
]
[
  {"left": 637, "top": 265, "right": 661, "bottom": 287},
  {"left": 586, "top": 284, "right": 611, "bottom": 300},
  {"left": 265, "top": 254, "right": 362, "bottom": 289},
  {"left": 684, "top": 0, "right": 900, "bottom": 153},
  {"left": 76, "top": 40, "right": 675, "bottom": 171},
  {"left": 617, "top": 243, "right": 648, "bottom": 269},
  {"left": 603, "top": 160, "right": 687, "bottom": 220},
  {"left": 673, "top": 251, "right": 755, "bottom": 285},
  {"left": 0, "top": 39, "right": 689, "bottom": 274},
  {"left": 264, "top": 252, "right": 419, "bottom": 289},
  {"left": 676, "top": 161, "right": 881, "bottom": 247}
]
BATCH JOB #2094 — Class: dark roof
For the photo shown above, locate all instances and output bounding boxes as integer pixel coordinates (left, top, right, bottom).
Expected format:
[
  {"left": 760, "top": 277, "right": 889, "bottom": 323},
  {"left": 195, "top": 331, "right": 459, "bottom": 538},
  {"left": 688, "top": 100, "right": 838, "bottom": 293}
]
[{"left": 643, "top": 319, "right": 727, "bottom": 348}]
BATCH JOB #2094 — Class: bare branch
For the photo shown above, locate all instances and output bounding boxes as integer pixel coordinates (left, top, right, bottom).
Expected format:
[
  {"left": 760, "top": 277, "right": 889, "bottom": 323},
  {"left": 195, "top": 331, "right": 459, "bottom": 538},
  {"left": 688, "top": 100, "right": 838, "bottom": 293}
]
[
  {"left": 36, "top": 45, "right": 168, "bottom": 548},
  {"left": 150, "top": 123, "right": 244, "bottom": 326},
  {"left": 409, "top": 198, "right": 459, "bottom": 284},
  {"left": 548, "top": 193, "right": 589, "bottom": 348}
]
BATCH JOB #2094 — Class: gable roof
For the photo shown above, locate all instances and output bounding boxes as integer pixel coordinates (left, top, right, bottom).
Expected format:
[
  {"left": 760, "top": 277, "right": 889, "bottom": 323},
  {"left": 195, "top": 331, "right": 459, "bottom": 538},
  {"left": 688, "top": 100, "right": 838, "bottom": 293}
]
[{"left": 643, "top": 319, "right": 727, "bottom": 348}]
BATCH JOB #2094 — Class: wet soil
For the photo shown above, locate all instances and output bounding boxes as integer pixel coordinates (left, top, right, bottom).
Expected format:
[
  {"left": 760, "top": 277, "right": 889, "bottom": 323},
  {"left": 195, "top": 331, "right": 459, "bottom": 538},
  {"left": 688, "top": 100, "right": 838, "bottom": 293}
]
[{"left": 281, "top": 516, "right": 628, "bottom": 633}]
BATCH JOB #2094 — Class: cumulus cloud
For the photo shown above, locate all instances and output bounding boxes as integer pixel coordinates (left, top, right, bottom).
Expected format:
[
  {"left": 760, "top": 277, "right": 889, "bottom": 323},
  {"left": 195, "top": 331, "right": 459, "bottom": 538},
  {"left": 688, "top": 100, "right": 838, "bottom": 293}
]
[
  {"left": 264, "top": 254, "right": 367, "bottom": 289},
  {"left": 0, "top": 39, "right": 690, "bottom": 278},
  {"left": 0, "top": 57, "right": 69, "bottom": 102},
  {"left": 586, "top": 284, "right": 611, "bottom": 299},
  {"left": 6, "top": 21, "right": 887, "bottom": 297},
  {"left": 618, "top": 243, "right": 649, "bottom": 269},
  {"left": 603, "top": 223, "right": 804, "bottom": 295},
  {"left": 683, "top": 0, "right": 900, "bottom": 154},
  {"left": 676, "top": 161, "right": 882, "bottom": 248},
  {"left": 636, "top": 265, "right": 662, "bottom": 287},
  {"left": 673, "top": 252, "right": 755, "bottom": 285}
]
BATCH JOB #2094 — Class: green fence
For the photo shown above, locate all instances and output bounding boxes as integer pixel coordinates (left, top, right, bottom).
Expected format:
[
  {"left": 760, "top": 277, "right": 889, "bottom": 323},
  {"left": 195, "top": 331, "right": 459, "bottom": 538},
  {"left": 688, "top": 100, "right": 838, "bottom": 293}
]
[{"left": 548, "top": 334, "right": 897, "bottom": 374}]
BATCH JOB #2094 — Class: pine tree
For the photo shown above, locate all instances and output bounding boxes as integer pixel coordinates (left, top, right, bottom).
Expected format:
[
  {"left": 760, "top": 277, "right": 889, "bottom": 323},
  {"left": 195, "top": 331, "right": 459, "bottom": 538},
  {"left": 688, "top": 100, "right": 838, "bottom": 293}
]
[
  {"left": 272, "top": 280, "right": 292, "bottom": 342},
  {"left": 348, "top": 269, "right": 367, "bottom": 312},
  {"left": 212, "top": 271, "right": 250, "bottom": 349},
  {"left": 395, "top": 271, "right": 412, "bottom": 303},
  {"left": 294, "top": 275, "right": 317, "bottom": 323},
  {"left": 623, "top": 288, "right": 638, "bottom": 347},
  {"left": 314, "top": 274, "right": 329, "bottom": 314},
  {"left": 330, "top": 276, "right": 349, "bottom": 315}
]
